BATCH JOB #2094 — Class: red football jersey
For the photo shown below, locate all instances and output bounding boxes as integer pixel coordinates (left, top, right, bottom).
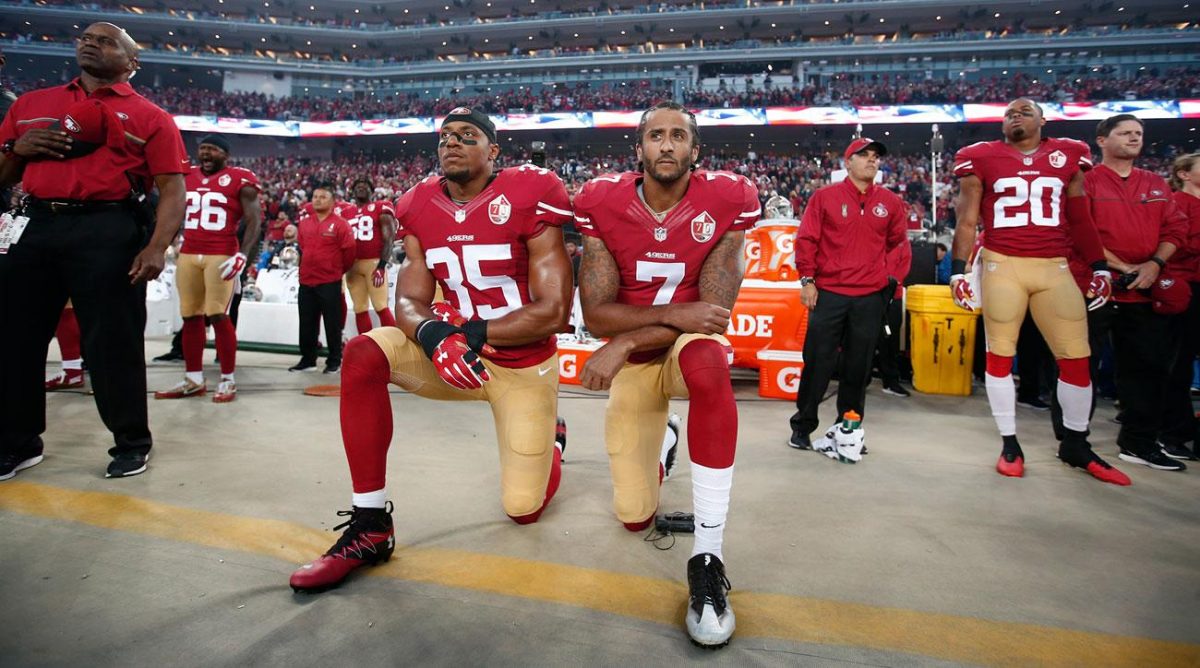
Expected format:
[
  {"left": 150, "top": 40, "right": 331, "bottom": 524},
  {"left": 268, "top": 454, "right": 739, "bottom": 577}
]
[
  {"left": 394, "top": 164, "right": 573, "bottom": 368},
  {"left": 343, "top": 201, "right": 397, "bottom": 260},
  {"left": 180, "top": 165, "right": 261, "bottom": 255},
  {"left": 953, "top": 138, "right": 1092, "bottom": 258},
  {"left": 573, "top": 169, "right": 761, "bottom": 361}
]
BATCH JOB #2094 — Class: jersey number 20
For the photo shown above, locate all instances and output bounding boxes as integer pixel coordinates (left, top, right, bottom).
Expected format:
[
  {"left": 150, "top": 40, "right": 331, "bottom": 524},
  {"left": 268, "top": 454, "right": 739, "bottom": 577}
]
[{"left": 992, "top": 176, "right": 1063, "bottom": 228}]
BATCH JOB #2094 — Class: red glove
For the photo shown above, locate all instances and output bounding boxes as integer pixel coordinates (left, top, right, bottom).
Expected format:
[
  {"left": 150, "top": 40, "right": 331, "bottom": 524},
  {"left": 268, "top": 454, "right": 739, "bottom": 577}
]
[
  {"left": 372, "top": 261, "right": 387, "bottom": 288},
  {"left": 415, "top": 319, "right": 490, "bottom": 390},
  {"left": 431, "top": 301, "right": 467, "bottom": 326},
  {"left": 219, "top": 252, "right": 247, "bottom": 281},
  {"left": 949, "top": 274, "right": 976, "bottom": 312},
  {"left": 1086, "top": 270, "right": 1112, "bottom": 311},
  {"left": 430, "top": 301, "right": 493, "bottom": 354}
]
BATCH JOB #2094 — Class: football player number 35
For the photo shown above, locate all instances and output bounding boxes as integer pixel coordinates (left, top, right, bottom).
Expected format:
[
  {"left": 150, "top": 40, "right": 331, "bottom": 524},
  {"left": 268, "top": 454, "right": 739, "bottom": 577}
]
[
  {"left": 184, "top": 192, "right": 228, "bottom": 231},
  {"left": 992, "top": 176, "right": 1063, "bottom": 228},
  {"left": 425, "top": 244, "right": 523, "bottom": 319}
]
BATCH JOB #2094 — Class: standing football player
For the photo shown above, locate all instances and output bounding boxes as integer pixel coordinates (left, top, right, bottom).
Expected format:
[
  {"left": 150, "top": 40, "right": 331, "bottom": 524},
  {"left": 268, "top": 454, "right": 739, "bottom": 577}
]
[
  {"left": 289, "top": 108, "right": 574, "bottom": 592},
  {"left": 950, "top": 99, "right": 1126, "bottom": 484},
  {"left": 573, "top": 101, "right": 759, "bottom": 648},
  {"left": 155, "top": 134, "right": 261, "bottom": 403},
  {"left": 343, "top": 177, "right": 397, "bottom": 333}
]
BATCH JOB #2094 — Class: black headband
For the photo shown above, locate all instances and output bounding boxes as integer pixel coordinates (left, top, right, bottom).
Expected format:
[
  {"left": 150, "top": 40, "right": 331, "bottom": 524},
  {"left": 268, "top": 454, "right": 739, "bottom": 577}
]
[
  {"left": 441, "top": 107, "right": 497, "bottom": 145},
  {"left": 198, "top": 133, "right": 231, "bottom": 154}
]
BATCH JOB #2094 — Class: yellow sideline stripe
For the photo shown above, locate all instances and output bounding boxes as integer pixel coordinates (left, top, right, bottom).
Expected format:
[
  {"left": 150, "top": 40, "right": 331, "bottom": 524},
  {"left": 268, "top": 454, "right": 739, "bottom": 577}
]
[{"left": 1, "top": 480, "right": 1195, "bottom": 667}]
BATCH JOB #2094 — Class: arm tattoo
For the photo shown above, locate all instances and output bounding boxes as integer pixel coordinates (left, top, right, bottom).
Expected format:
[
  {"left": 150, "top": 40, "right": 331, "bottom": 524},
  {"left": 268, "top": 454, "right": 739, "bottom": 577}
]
[
  {"left": 579, "top": 236, "right": 619, "bottom": 308},
  {"left": 699, "top": 230, "right": 745, "bottom": 310}
]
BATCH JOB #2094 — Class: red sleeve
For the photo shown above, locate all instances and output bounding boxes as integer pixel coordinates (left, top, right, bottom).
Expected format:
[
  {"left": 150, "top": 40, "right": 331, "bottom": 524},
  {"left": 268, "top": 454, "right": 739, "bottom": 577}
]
[
  {"left": 339, "top": 219, "right": 356, "bottom": 271},
  {"left": 572, "top": 178, "right": 604, "bottom": 238},
  {"left": 143, "top": 108, "right": 188, "bottom": 176},
  {"left": 733, "top": 175, "right": 761, "bottom": 231},
  {"left": 886, "top": 211, "right": 912, "bottom": 282},
  {"left": 392, "top": 186, "right": 416, "bottom": 239},
  {"left": 794, "top": 189, "right": 822, "bottom": 277},
  {"left": 534, "top": 173, "right": 572, "bottom": 228},
  {"left": 952, "top": 145, "right": 980, "bottom": 179},
  {"left": 886, "top": 197, "right": 908, "bottom": 252},
  {"left": 1158, "top": 192, "right": 1189, "bottom": 251},
  {"left": 1067, "top": 195, "right": 1106, "bottom": 268},
  {"left": 239, "top": 168, "right": 261, "bottom": 193}
]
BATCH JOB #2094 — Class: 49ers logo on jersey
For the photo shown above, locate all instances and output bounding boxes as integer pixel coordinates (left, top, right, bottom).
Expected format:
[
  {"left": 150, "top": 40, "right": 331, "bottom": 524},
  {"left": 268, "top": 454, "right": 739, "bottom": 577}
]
[
  {"left": 218, "top": 174, "right": 231, "bottom": 187},
  {"left": 691, "top": 211, "right": 717, "bottom": 243},
  {"left": 64, "top": 115, "right": 81, "bottom": 133},
  {"left": 873, "top": 203, "right": 888, "bottom": 218},
  {"left": 488, "top": 194, "right": 511, "bottom": 224},
  {"left": 1048, "top": 150, "right": 1067, "bottom": 169}
]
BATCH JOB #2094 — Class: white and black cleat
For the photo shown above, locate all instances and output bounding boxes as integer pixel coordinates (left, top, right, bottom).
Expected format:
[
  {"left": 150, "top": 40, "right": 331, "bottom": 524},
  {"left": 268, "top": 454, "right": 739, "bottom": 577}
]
[
  {"left": 661, "top": 413, "right": 681, "bottom": 481},
  {"left": 685, "top": 553, "right": 735, "bottom": 649}
]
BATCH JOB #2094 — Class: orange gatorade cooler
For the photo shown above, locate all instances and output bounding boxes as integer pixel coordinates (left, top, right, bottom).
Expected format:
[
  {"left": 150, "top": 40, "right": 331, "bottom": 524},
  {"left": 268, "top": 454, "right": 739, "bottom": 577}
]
[
  {"left": 905, "top": 284, "right": 979, "bottom": 396},
  {"left": 756, "top": 349, "right": 805, "bottom": 400},
  {"left": 749, "top": 220, "right": 799, "bottom": 282},
  {"left": 726, "top": 279, "right": 807, "bottom": 369},
  {"left": 556, "top": 339, "right": 603, "bottom": 386}
]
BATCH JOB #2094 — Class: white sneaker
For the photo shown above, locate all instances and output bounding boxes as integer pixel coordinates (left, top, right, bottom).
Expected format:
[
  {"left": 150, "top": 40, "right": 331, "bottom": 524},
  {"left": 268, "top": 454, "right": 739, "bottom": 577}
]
[
  {"left": 811, "top": 421, "right": 840, "bottom": 460},
  {"left": 833, "top": 426, "right": 865, "bottom": 464},
  {"left": 661, "top": 413, "right": 681, "bottom": 481},
  {"left": 685, "top": 553, "right": 735, "bottom": 648}
]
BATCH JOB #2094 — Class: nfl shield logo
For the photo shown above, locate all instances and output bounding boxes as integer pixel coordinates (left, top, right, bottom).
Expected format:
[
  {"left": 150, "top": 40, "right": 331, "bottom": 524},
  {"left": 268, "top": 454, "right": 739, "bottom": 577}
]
[
  {"left": 691, "top": 212, "right": 717, "bottom": 243},
  {"left": 653, "top": 226, "right": 668, "bottom": 242},
  {"left": 454, "top": 209, "right": 466, "bottom": 223},
  {"left": 488, "top": 194, "right": 511, "bottom": 225},
  {"left": 1023, "top": 157, "right": 1033, "bottom": 166},
  {"left": 1048, "top": 150, "right": 1067, "bottom": 169}
]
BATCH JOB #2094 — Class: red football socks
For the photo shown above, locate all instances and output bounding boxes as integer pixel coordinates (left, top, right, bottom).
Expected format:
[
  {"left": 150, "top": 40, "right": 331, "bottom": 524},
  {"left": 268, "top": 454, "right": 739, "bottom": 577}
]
[
  {"left": 181, "top": 316, "right": 206, "bottom": 374},
  {"left": 340, "top": 336, "right": 394, "bottom": 494},
  {"left": 679, "top": 339, "right": 737, "bottom": 468},
  {"left": 56, "top": 307, "right": 81, "bottom": 362},
  {"left": 212, "top": 316, "right": 237, "bottom": 376},
  {"left": 354, "top": 311, "right": 373, "bottom": 334}
]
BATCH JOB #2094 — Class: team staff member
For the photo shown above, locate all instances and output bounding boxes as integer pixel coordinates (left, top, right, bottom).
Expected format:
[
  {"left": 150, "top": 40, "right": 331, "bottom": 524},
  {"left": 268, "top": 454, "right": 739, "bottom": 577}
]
[
  {"left": 874, "top": 233, "right": 913, "bottom": 397},
  {"left": 789, "top": 138, "right": 909, "bottom": 456},
  {"left": 291, "top": 183, "right": 355, "bottom": 374},
  {"left": 1062, "top": 115, "right": 1188, "bottom": 472},
  {"left": 155, "top": 134, "right": 261, "bottom": 403},
  {"left": 343, "top": 176, "right": 397, "bottom": 334},
  {"left": 0, "top": 22, "right": 187, "bottom": 480},
  {"left": 1163, "top": 152, "right": 1200, "bottom": 460}
]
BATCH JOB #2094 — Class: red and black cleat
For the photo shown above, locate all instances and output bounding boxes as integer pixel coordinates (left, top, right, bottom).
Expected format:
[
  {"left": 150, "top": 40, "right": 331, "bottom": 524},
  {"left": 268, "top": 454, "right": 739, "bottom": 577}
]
[
  {"left": 290, "top": 504, "right": 395, "bottom": 593},
  {"left": 996, "top": 452, "right": 1024, "bottom": 478},
  {"left": 555, "top": 416, "right": 567, "bottom": 461},
  {"left": 1058, "top": 432, "right": 1132, "bottom": 486}
]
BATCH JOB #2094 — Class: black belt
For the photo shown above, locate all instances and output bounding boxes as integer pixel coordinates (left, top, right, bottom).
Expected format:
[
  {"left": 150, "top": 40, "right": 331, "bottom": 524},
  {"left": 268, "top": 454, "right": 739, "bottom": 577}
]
[{"left": 26, "top": 198, "right": 129, "bottom": 215}]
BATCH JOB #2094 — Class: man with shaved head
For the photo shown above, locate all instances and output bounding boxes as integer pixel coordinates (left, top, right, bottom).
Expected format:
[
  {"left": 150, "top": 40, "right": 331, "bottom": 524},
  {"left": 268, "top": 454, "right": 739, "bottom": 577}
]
[
  {"left": 949, "top": 97, "right": 1127, "bottom": 485},
  {"left": 0, "top": 22, "right": 188, "bottom": 480}
]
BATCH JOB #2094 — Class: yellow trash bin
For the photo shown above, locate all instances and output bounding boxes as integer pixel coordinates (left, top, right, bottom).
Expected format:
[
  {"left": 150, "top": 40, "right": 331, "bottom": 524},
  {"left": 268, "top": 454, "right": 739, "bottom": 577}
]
[{"left": 905, "top": 285, "right": 979, "bottom": 396}]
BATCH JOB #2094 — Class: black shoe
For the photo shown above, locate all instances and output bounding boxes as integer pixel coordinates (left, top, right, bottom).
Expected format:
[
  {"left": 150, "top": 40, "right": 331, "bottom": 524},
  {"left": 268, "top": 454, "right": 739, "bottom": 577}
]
[
  {"left": 1160, "top": 442, "right": 1198, "bottom": 461},
  {"left": 0, "top": 441, "right": 45, "bottom": 481},
  {"left": 1017, "top": 397, "right": 1050, "bottom": 411},
  {"left": 1118, "top": 448, "right": 1187, "bottom": 471},
  {"left": 106, "top": 452, "right": 149, "bottom": 478},
  {"left": 685, "top": 553, "right": 735, "bottom": 647},
  {"left": 323, "top": 362, "right": 341, "bottom": 374},
  {"left": 882, "top": 383, "right": 910, "bottom": 397},
  {"left": 152, "top": 350, "right": 185, "bottom": 363},
  {"left": 289, "top": 360, "right": 318, "bottom": 372},
  {"left": 787, "top": 430, "right": 812, "bottom": 450}
]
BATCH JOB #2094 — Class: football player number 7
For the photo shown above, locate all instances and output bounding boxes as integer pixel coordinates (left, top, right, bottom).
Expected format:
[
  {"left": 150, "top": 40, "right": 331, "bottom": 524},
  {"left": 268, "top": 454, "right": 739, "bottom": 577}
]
[
  {"left": 992, "top": 176, "right": 1063, "bottom": 228},
  {"left": 425, "top": 244, "right": 524, "bottom": 319},
  {"left": 637, "top": 260, "right": 685, "bottom": 305}
]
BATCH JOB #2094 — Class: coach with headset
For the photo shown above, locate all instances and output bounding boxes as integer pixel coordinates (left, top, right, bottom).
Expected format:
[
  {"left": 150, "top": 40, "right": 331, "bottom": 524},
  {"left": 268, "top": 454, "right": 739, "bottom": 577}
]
[{"left": 0, "top": 22, "right": 187, "bottom": 481}]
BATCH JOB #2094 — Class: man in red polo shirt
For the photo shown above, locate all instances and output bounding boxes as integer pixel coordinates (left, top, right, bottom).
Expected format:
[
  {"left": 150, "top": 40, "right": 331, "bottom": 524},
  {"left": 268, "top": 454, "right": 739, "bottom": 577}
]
[
  {"left": 789, "top": 137, "right": 910, "bottom": 461},
  {"left": 0, "top": 22, "right": 187, "bottom": 481},
  {"left": 291, "top": 183, "right": 355, "bottom": 374},
  {"left": 1057, "top": 114, "right": 1189, "bottom": 472}
]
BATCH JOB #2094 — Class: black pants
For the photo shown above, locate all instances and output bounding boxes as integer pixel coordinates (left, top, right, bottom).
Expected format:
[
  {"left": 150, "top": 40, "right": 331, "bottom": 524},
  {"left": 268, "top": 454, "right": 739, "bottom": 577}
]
[
  {"left": 298, "top": 280, "right": 343, "bottom": 366},
  {"left": 873, "top": 297, "right": 903, "bottom": 387},
  {"left": 0, "top": 206, "right": 151, "bottom": 459},
  {"left": 1016, "top": 312, "right": 1053, "bottom": 403},
  {"left": 1162, "top": 282, "right": 1200, "bottom": 447},
  {"left": 791, "top": 288, "right": 887, "bottom": 436},
  {"left": 1052, "top": 301, "right": 1181, "bottom": 454}
]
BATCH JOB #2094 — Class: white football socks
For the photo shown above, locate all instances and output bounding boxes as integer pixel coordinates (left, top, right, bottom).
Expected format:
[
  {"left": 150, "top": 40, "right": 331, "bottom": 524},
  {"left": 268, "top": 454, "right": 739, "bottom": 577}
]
[
  {"left": 352, "top": 489, "right": 388, "bottom": 509},
  {"left": 1057, "top": 379, "right": 1092, "bottom": 432},
  {"left": 62, "top": 358, "right": 82, "bottom": 371},
  {"left": 186, "top": 371, "right": 204, "bottom": 385},
  {"left": 691, "top": 463, "right": 733, "bottom": 561},
  {"left": 985, "top": 373, "right": 1017, "bottom": 436},
  {"left": 221, "top": 373, "right": 235, "bottom": 383}
]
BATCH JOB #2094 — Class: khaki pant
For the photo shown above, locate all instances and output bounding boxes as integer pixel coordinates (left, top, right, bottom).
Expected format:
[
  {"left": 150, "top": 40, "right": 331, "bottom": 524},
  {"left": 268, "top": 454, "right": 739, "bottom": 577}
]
[
  {"left": 980, "top": 248, "right": 1089, "bottom": 359},
  {"left": 346, "top": 258, "right": 388, "bottom": 313},
  {"left": 176, "top": 252, "right": 234, "bottom": 317},
  {"left": 364, "top": 327, "right": 559, "bottom": 517}
]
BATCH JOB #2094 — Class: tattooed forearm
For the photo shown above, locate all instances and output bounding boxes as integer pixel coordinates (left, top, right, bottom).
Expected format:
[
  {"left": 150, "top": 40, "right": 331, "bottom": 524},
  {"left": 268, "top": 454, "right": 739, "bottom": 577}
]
[
  {"left": 699, "top": 230, "right": 745, "bottom": 310},
  {"left": 579, "top": 236, "right": 619, "bottom": 308}
]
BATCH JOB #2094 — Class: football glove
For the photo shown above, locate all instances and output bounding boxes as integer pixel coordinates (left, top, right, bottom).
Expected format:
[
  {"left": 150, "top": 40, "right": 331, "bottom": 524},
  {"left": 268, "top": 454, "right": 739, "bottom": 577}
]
[
  {"left": 1086, "top": 270, "right": 1112, "bottom": 311},
  {"left": 429, "top": 301, "right": 491, "bottom": 354},
  {"left": 415, "top": 319, "right": 489, "bottom": 390},
  {"left": 950, "top": 274, "right": 976, "bottom": 312},
  {"left": 219, "top": 252, "right": 247, "bottom": 281},
  {"left": 372, "top": 260, "right": 387, "bottom": 288}
]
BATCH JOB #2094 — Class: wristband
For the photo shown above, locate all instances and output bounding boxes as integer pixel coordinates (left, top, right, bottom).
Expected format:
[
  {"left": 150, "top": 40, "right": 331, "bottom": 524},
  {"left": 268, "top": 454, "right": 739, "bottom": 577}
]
[
  {"left": 1090, "top": 259, "right": 1109, "bottom": 272},
  {"left": 951, "top": 259, "right": 967, "bottom": 275},
  {"left": 375, "top": 259, "right": 388, "bottom": 271},
  {"left": 462, "top": 319, "right": 488, "bottom": 353},
  {"left": 1149, "top": 256, "right": 1165, "bottom": 269},
  {"left": 414, "top": 319, "right": 461, "bottom": 359}
]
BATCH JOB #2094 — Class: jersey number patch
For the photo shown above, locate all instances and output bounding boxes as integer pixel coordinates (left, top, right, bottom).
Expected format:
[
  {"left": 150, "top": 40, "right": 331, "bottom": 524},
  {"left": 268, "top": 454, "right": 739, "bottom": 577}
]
[
  {"left": 636, "top": 260, "right": 686, "bottom": 305},
  {"left": 992, "top": 176, "right": 1063, "bottom": 229},
  {"left": 351, "top": 215, "right": 375, "bottom": 242},
  {"left": 184, "top": 192, "right": 229, "bottom": 231},
  {"left": 425, "top": 244, "right": 523, "bottom": 319}
]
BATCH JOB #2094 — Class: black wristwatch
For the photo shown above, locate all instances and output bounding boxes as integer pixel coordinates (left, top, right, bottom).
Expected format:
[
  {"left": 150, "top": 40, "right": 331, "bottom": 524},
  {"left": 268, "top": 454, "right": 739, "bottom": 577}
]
[
  {"left": 1, "top": 139, "right": 16, "bottom": 158},
  {"left": 1149, "top": 256, "right": 1166, "bottom": 269},
  {"left": 800, "top": 276, "right": 816, "bottom": 287}
]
